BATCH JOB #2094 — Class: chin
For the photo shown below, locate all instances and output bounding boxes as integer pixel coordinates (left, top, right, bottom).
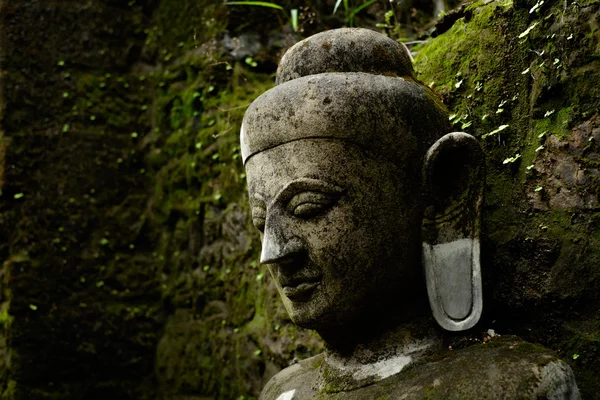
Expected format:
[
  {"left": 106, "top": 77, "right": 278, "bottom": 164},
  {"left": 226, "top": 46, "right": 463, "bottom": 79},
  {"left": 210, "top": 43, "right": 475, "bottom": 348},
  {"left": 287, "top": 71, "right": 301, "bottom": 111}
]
[
  {"left": 283, "top": 297, "right": 336, "bottom": 330},
  {"left": 285, "top": 301, "right": 321, "bottom": 328}
]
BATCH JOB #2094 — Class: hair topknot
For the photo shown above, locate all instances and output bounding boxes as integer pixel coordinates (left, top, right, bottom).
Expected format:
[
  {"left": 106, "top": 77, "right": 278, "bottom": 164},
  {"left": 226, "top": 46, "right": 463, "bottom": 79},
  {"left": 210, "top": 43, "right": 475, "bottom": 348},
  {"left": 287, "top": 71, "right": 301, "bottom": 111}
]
[{"left": 276, "top": 28, "right": 414, "bottom": 85}]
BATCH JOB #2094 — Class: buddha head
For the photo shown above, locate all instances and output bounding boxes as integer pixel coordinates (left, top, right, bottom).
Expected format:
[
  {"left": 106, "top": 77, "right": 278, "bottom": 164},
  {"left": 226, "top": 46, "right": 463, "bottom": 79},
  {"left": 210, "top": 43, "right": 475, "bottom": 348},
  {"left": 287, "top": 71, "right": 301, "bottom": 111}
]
[{"left": 241, "top": 29, "right": 485, "bottom": 335}]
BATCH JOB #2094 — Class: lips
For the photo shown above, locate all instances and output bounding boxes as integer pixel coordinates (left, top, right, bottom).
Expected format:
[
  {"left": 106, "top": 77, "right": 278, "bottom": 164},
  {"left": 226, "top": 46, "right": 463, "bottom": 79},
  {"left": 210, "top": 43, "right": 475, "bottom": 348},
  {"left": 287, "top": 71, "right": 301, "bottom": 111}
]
[{"left": 281, "top": 278, "right": 321, "bottom": 301}]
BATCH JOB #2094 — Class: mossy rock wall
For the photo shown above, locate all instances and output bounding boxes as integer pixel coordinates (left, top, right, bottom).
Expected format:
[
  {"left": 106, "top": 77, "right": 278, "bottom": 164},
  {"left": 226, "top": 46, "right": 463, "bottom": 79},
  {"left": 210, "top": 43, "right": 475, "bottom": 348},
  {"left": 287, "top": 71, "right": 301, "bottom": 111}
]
[
  {"left": 0, "top": 1, "right": 321, "bottom": 400},
  {"left": 415, "top": 0, "right": 600, "bottom": 397}
]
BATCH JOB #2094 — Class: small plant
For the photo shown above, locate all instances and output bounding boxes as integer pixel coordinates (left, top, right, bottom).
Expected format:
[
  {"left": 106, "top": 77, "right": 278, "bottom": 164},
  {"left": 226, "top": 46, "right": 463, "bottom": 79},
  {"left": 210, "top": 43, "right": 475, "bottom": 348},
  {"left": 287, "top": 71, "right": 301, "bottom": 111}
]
[
  {"left": 226, "top": 2, "right": 299, "bottom": 32},
  {"left": 333, "top": 0, "right": 378, "bottom": 27},
  {"left": 482, "top": 124, "right": 509, "bottom": 139},
  {"left": 376, "top": 9, "right": 402, "bottom": 38},
  {"left": 503, "top": 153, "right": 521, "bottom": 164}
]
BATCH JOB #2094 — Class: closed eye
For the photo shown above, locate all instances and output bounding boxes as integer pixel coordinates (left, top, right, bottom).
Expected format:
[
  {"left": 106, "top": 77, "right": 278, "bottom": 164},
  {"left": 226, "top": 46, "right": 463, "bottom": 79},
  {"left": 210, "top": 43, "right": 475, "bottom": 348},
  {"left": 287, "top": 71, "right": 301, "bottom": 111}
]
[
  {"left": 287, "top": 191, "right": 342, "bottom": 219},
  {"left": 252, "top": 206, "right": 266, "bottom": 232}
]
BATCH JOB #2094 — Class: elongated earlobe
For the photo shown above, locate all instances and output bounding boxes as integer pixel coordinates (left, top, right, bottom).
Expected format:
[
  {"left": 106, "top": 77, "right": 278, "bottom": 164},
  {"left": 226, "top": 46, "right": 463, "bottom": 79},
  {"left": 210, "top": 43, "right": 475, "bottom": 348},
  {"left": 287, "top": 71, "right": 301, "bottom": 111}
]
[{"left": 422, "top": 132, "right": 485, "bottom": 331}]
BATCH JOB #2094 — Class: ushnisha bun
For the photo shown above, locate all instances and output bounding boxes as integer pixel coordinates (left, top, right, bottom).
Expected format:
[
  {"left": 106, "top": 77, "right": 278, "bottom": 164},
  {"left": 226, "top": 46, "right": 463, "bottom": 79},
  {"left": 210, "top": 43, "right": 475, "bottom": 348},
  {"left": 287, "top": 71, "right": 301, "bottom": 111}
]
[{"left": 276, "top": 28, "right": 414, "bottom": 85}]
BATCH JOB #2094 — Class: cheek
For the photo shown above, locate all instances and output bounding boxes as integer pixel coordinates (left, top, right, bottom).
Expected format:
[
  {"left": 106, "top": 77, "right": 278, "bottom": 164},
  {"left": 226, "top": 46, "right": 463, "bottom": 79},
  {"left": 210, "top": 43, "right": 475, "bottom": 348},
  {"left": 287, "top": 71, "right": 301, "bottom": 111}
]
[
  {"left": 301, "top": 205, "right": 375, "bottom": 278},
  {"left": 303, "top": 192, "right": 417, "bottom": 281}
]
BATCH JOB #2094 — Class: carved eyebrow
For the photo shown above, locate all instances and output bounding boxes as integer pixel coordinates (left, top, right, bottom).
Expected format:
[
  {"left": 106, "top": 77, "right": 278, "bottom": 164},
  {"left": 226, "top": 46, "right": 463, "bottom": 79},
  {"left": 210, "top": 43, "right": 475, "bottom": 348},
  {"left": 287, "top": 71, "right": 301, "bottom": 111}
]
[
  {"left": 272, "top": 178, "right": 344, "bottom": 207},
  {"left": 250, "top": 192, "right": 267, "bottom": 210}
]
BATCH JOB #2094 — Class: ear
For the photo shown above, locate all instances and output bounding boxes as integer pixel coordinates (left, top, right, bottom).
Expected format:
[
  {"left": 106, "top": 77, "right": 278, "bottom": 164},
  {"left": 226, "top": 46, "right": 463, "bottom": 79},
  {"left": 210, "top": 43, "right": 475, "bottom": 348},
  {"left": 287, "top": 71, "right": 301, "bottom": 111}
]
[{"left": 422, "top": 132, "right": 485, "bottom": 331}]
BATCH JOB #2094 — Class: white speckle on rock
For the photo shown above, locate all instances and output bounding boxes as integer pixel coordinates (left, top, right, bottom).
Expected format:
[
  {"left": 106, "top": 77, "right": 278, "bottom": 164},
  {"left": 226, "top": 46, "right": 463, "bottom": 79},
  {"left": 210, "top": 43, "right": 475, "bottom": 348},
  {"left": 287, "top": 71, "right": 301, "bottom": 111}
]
[
  {"left": 351, "top": 354, "right": 412, "bottom": 381},
  {"left": 327, "top": 341, "right": 435, "bottom": 383},
  {"left": 275, "top": 389, "right": 296, "bottom": 400}
]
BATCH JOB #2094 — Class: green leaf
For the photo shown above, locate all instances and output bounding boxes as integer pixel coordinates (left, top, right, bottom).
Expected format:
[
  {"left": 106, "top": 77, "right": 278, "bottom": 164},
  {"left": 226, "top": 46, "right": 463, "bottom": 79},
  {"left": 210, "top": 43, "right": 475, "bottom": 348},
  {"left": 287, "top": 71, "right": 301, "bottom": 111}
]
[
  {"left": 384, "top": 10, "right": 394, "bottom": 23},
  {"left": 29, "top": 304, "right": 38, "bottom": 311},
  {"left": 482, "top": 124, "right": 509, "bottom": 139},
  {"left": 14, "top": 193, "right": 24, "bottom": 199},
  {"left": 225, "top": 1, "right": 284, "bottom": 11},
  {"left": 290, "top": 9, "right": 298, "bottom": 31},
  {"left": 503, "top": 154, "right": 521, "bottom": 164},
  {"left": 333, "top": 0, "right": 343, "bottom": 14},
  {"left": 348, "top": 0, "right": 378, "bottom": 21},
  {"left": 518, "top": 21, "right": 539, "bottom": 39},
  {"left": 544, "top": 109, "right": 555, "bottom": 118},
  {"left": 573, "top": 353, "right": 580, "bottom": 360},
  {"left": 529, "top": 0, "right": 544, "bottom": 13}
]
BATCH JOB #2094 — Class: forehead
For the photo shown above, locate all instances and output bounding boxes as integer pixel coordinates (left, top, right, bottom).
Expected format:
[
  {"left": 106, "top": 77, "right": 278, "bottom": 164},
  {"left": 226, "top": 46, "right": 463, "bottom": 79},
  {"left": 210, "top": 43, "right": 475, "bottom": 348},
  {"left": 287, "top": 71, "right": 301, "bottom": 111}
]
[{"left": 245, "top": 139, "right": 372, "bottom": 201}]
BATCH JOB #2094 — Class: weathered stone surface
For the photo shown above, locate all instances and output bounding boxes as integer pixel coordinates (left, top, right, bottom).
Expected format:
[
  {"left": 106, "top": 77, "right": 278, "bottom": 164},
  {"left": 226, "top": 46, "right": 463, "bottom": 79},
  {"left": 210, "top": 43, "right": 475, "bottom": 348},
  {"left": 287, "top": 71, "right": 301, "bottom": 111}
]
[
  {"left": 241, "top": 27, "right": 577, "bottom": 399},
  {"left": 528, "top": 116, "right": 600, "bottom": 210},
  {"left": 261, "top": 336, "right": 580, "bottom": 399},
  {"left": 242, "top": 72, "right": 449, "bottom": 166},
  {"left": 276, "top": 28, "right": 414, "bottom": 85}
]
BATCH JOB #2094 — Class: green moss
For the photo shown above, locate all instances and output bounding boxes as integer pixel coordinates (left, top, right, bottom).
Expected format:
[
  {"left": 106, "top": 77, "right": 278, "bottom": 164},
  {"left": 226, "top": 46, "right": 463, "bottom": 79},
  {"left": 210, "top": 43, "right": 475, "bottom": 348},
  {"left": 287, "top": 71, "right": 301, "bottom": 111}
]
[
  {"left": 511, "top": 340, "right": 552, "bottom": 354},
  {"left": 416, "top": 0, "right": 600, "bottom": 397}
]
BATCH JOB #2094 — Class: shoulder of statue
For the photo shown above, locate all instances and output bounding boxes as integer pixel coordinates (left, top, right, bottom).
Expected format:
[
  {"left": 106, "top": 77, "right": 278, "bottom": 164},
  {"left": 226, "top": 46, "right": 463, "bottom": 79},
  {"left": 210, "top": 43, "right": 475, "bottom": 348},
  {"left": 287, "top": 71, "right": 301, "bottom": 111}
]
[
  {"left": 533, "top": 358, "right": 581, "bottom": 399},
  {"left": 377, "top": 335, "right": 580, "bottom": 399},
  {"left": 448, "top": 336, "right": 580, "bottom": 399},
  {"left": 259, "top": 353, "right": 324, "bottom": 400}
]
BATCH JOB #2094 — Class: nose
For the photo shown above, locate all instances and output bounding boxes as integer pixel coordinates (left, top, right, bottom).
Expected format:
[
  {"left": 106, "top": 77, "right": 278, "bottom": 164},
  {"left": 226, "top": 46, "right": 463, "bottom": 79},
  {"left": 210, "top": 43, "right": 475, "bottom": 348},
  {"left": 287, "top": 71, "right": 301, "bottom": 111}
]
[{"left": 260, "top": 223, "right": 304, "bottom": 265}]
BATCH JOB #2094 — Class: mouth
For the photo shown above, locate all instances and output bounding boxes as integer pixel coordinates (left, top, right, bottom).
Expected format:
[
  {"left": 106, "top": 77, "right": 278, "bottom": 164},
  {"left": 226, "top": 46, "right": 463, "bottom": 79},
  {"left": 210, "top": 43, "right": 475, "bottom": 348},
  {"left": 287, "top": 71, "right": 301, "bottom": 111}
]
[{"left": 281, "top": 278, "right": 321, "bottom": 302}]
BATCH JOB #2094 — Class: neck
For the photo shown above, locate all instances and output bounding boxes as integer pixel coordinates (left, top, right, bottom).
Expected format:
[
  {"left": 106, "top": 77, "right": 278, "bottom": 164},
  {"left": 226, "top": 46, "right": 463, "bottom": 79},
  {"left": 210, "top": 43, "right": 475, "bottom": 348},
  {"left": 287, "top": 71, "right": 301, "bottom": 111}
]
[
  {"left": 317, "top": 288, "right": 431, "bottom": 355},
  {"left": 321, "top": 314, "right": 439, "bottom": 362},
  {"left": 316, "top": 315, "right": 442, "bottom": 393}
]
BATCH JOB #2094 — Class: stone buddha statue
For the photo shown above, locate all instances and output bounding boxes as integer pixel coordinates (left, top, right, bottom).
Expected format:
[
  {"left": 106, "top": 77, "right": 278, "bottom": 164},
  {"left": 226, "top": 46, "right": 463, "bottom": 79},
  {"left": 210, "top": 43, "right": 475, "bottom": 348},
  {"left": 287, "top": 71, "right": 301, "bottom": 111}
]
[{"left": 241, "top": 28, "right": 580, "bottom": 400}]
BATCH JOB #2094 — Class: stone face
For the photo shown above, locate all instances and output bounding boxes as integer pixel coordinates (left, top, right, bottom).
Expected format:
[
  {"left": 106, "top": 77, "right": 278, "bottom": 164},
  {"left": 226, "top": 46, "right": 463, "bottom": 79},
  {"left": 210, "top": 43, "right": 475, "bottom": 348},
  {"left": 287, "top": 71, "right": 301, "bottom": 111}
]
[
  {"left": 245, "top": 139, "right": 425, "bottom": 330},
  {"left": 242, "top": 28, "right": 485, "bottom": 336}
]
